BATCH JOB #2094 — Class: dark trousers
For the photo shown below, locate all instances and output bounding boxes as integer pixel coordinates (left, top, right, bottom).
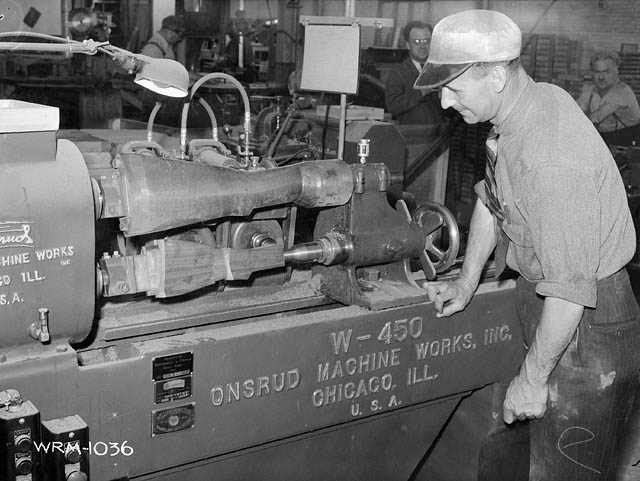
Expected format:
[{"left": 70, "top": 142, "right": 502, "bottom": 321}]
[
  {"left": 600, "top": 124, "right": 640, "bottom": 147},
  {"left": 516, "top": 269, "right": 640, "bottom": 481}
]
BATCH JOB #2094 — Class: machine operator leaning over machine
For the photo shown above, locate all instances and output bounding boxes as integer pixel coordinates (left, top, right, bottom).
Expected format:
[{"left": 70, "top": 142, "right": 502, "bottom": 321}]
[{"left": 419, "top": 9, "right": 640, "bottom": 481}]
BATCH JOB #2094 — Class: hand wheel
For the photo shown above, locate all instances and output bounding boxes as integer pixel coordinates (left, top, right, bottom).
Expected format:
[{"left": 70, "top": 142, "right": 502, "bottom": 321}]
[{"left": 411, "top": 201, "right": 460, "bottom": 281}]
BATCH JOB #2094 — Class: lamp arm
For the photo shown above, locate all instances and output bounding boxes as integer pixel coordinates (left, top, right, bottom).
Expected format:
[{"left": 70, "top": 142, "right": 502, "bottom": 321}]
[
  {"left": 0, "top": 32, "right": 189, "bottom": 98},
  {"left": 97, "top": 44, "right": 142, "bottom": 73},
  {"left": 0, "top": 31, "right": 79, "bottom": 43},
  {"left": 0, "top": 32, "right": 110, "bottom": 55}
]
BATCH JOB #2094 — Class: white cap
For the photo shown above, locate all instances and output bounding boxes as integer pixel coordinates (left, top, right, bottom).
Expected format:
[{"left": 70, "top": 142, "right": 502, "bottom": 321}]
[{"left": 415, "top": 10, "right": 522, "bottom": 89}]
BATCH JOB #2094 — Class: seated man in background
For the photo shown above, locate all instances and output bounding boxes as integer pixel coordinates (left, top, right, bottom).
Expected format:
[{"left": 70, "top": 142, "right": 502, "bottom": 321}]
[
  {"left": 384, "top": 21, "right": 445, "bottom": 125},
  {"left": 577, "top": 50, "right": 640, "bottom": 146}
]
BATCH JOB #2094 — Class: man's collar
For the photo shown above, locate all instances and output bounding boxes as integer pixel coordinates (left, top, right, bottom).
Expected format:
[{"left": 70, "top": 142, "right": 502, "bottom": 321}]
[
  {"left": 493, "top": 71, "right": 532, "bottom": 136},
  {"left": 595, "top": 79, "right": 621, "bottom": 97},
  {"left": 410, "top": 58, "right": 424, "bottom": 72},
  {"left": 158, "top": 31, "right": 173, "bottom": 47}
]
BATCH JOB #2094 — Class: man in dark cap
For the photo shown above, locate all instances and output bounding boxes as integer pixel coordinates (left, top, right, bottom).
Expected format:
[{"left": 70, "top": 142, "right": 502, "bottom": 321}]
[
  {"left": 421, "top": 9, "right": 640, "bottom": 481},
  {"left": 141, "top": 15, "right": 186, "bottom": 61},
  {"left": 138, "top": 15, "right": 188, "bottom": 126},
  {"left": 384, "top": 21, "right": 444, "bottom": 125}
]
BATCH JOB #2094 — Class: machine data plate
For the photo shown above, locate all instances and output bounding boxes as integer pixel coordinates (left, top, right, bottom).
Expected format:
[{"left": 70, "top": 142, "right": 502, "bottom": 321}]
[
  {"left": 152, "top": 403, "right": 195, "bottom": 436},
  {"left": 154, "top": 375, "right": 193, "bottom": 404},
  {"left": 152, "top": 352, "right": 193, "bottom": 382}
]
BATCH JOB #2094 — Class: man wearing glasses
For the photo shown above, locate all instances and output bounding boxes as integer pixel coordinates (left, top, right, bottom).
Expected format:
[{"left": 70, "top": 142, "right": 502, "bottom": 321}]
[
  {"left": 141, "top": 15, "right": 186, "bottom": 61},
  {"left": 384, "top": 21, "right": 445, "bottom": 125}
]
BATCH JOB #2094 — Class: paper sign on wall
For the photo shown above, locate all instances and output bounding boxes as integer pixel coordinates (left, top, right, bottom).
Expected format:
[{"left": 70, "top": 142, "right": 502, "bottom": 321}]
[{"left": 300, "top": 24, "right": 361, "bottom": 94}]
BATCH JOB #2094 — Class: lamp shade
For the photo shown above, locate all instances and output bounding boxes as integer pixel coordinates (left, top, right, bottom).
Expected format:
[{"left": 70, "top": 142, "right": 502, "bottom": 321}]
[{"left": 133, "top": 55, "right": 189, "bottom": 98}]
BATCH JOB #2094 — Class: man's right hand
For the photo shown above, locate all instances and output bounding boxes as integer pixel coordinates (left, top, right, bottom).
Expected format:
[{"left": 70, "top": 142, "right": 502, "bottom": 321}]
[
  {"left": 579, "top": 81, "right": 595, "bottom": 97},
  {"left": 423, "top": 276, "right": 476, "bottom": 317}
]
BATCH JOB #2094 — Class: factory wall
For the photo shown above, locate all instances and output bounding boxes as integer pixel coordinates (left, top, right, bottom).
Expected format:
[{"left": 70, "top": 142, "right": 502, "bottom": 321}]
[
  {"left": 152, "top": 0, "right": 175, "bottom": 33},
  {"left": 231, "top": 0, "right": 640, "bottom": 73},
  {"left": 0, "top": 0, "right": 64, "bottom": 34}
]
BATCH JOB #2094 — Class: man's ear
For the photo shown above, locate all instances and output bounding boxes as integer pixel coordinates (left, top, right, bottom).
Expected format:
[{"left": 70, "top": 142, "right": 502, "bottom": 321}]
[{"left": 491, "top": 66, "right": 508, "bottom": 93}]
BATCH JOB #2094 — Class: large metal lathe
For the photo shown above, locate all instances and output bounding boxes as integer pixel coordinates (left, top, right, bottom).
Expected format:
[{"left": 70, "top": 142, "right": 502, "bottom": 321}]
[{"left": 0, "top": 99, "right": 523, "bottom": 481}]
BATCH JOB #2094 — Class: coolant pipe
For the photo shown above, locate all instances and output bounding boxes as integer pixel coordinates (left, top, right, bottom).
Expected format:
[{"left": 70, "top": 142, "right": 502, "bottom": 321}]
[
  {"left": 265, "top": 103, "right": 297, "bottom": 161},
  {"left": 186, "top": 72, "right": 252, "bottom": 164},
  {"left": 198, "top": 97, "right": 218, "bottom": 142},
  {"left": 179, "top": 96, "right": 219, "bottom": 158},
  {"left": 147, "top": 101, "right": 163, "bottom": 142}
]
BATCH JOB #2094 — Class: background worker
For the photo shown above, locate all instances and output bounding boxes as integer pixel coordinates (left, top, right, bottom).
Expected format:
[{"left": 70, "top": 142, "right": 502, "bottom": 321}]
[
  {"left": 418, "top": 10, "right": 640, "bottom": 480},
  {"left": 384, "top": 21, "right": 445, "bottom": 125},
  {"left": 139, "top": 15, "right": 204, "bottom": 127},
  {"left": 141, "top": 15, "right": 186, "bottom": 61},
  {"left": 577, "top": 50, "right": 640, "bottom": 146}
]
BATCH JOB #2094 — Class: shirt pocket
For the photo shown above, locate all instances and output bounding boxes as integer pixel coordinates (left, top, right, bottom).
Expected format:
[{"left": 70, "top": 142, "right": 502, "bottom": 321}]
[
  {"left": 501, "top": 218, "right": 543, "bottom": 279},
  {"left": 501, "top": 217, "right": 533, "bottom": 248}
]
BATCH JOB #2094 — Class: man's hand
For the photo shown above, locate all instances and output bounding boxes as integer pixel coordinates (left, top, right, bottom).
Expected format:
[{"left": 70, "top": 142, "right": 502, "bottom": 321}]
[
  {"left": 423, "top": 275, "right": 475, "bottom": 317},
  {"left": 503, "top": 373, "right": 549, "bottom": 424},
  {"left": 579, "top": 81, "right": 594, "bottom": 97},
  {"left": 576, "top": 81, "right": 595, "bottom": 113},
  {"left": 502, "top": 297, "right": 583, "bottom": 424}
]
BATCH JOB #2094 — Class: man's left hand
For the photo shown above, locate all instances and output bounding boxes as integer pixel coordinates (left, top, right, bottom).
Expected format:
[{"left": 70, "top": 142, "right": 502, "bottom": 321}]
[{"left": 503, "top": 373, "right": 549, "bottom": 424}]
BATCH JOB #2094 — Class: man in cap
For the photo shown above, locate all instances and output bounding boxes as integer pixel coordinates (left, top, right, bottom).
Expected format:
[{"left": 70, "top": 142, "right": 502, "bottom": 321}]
[
  {"left": 384, "top": 21, "right": 445, "bottom": 125},
  {"left": 138, "top": 15, "right": 190, "bottom": 127},
  {"left": 420, "top": 9, "right": 640, "bottom": 480},
  {"left": 141, "top": 15, "right": 186, "bottom": 61}
]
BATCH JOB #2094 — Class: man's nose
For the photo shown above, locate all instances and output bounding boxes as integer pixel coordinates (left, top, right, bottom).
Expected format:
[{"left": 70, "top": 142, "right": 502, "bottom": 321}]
[{"left": 441, "top": 88, "right": 455, "bottom": 109}]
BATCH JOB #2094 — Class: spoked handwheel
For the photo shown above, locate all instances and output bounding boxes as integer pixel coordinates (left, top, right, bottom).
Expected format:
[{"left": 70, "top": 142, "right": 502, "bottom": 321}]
[{"left": 404, "top": 201, "right": 460, "bottom": 281}]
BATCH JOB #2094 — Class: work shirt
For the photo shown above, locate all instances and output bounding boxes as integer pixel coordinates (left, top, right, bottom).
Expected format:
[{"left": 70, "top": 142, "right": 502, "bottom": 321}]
[
  {"left": 476, "top": 77, "right": 636, "bottom": 308},
  {"left": 141, "top": 32, "right": 176, "bottom": 60}
]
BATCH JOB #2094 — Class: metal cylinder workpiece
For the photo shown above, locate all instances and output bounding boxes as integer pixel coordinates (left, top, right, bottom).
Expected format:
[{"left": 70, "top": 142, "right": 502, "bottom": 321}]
[{"left": 117, "top": 157, "right": 355, "bottom": 237}]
